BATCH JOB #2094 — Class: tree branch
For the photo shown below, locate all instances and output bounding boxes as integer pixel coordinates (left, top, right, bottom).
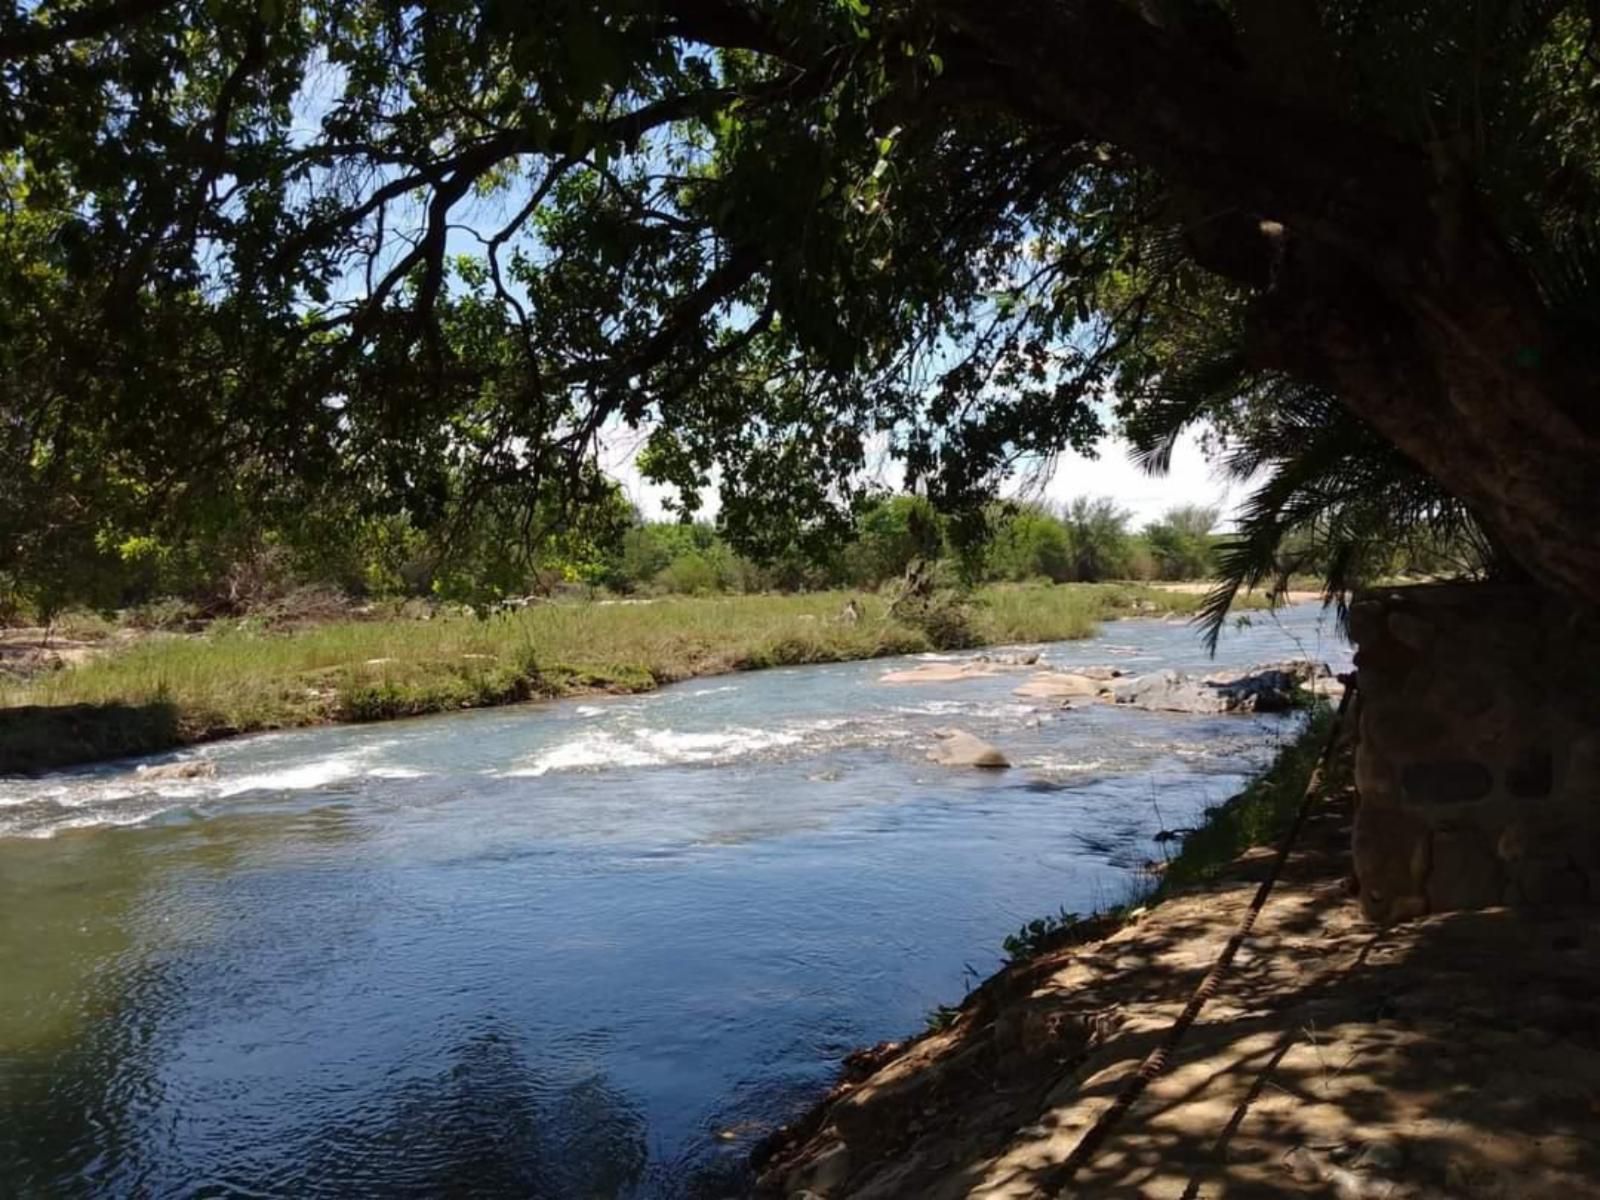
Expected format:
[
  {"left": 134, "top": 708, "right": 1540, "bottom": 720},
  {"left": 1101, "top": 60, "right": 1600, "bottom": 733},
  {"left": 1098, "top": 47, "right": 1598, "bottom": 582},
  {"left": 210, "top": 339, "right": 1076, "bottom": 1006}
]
[{"left": 0, "top": 0, "right": 178, "bottom": 61}]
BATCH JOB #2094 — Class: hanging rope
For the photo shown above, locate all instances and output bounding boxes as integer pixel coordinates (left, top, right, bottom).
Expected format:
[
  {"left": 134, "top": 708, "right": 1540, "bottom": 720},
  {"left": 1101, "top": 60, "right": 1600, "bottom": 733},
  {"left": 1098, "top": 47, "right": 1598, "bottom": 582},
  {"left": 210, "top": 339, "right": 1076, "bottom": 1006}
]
[{"left": 1039, "top": 681, "right": 1358, "bottom": 1198}]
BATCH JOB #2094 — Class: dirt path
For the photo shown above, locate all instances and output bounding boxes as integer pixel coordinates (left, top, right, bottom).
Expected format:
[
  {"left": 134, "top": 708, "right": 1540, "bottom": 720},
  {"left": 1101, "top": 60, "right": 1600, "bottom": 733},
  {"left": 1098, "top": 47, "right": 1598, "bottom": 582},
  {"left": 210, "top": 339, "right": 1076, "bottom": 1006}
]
[
  {"left": 0, "top": 629, "right": 106, "bottom": 679},
  {"left": 756, "top": 789, "right": 1600, "bottom": 1198},
  {"left": 1145, "top": 581, "right": 1325, "bottom": 604}
]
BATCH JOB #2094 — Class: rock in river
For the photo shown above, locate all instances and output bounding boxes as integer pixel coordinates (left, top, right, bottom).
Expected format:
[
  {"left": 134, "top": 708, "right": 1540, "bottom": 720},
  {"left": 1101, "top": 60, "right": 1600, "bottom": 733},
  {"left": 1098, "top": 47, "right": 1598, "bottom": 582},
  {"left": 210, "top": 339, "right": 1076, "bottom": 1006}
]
[
  {"left": 1110, "top": 670, "right": 1230, "bottom": 714},
  {"left": 1013, "top": 671, "right": 1103, "bottom": 701},
  {"left": 135, "top": 760, "right": 218, "bottom": 781},
  {"left": 1109, "top": 662, "right": 1326, "bottom": 714},
  {"left": 881, "top": 661, "right": 1003, "bottom": 684},
  {"left": 927, "top": 729, "right": 1011, "bottom": 769}
]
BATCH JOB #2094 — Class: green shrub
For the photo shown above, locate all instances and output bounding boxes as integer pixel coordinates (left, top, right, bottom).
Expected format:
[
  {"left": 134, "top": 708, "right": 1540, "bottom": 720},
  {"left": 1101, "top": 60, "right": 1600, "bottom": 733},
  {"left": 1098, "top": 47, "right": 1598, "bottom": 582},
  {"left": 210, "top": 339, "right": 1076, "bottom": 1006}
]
[
  {"left": 1002, "top": 907, "right": 1083, "bottom": 962},
  {"left": 892, "top": 590, "right": 978, "bottom": 650},
  {"left": 649, "top": 553, "right": 726, "bottom": 595},
  {"left": 1157, "top": 705, "right": 1339, "bottom": 892}
]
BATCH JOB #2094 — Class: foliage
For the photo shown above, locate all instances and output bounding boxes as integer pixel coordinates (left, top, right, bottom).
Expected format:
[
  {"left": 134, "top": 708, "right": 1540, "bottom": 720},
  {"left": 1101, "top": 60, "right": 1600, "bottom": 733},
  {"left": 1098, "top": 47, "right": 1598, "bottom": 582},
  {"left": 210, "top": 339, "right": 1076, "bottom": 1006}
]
[
  {"left": 1142, "top": 506, "right": 1220, "bottom": 582},
  {"left": 987, "top": 505, "right": 1073, "bottom": 583},
  {"left": 842, "top": 496, "right": 946, "bottom": 587},
  {"left": 1059, "top": 498, "right": 1134, "bottom": 583},
  {"left": 1156, "top": 705, "right": 1341, "bottom": 892},
  {"left": 5, "top": 0, "right": 1598, "bottom": 614},
  {"left": 1001, "top": 907, "right": 1082, "bottom": 963},
  {"left": 923, "top": 1004, "right": 962, "bottom": 1034},
  {"left": 1115, "top": 288, "right": 1513, "bottom": 646},
  {"left": 890, "top": 589, "right": 979, "bottom": 650}
]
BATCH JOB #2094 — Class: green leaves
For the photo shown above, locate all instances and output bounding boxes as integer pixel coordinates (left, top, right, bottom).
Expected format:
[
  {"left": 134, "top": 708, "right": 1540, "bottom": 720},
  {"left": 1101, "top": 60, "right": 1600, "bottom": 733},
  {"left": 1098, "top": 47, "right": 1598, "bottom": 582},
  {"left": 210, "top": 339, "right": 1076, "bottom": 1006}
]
[{"left": 3, "top": 0, "right": 1596, "bottom": 612}]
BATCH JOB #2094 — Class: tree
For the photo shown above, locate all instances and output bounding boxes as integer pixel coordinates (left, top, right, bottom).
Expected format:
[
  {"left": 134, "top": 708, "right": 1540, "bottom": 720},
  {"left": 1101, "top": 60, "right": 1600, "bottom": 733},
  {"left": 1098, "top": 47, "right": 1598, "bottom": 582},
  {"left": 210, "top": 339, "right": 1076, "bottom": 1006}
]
[
  {"left": 843, "top": 496, "right": 945, "bottom": 586},
  {"left": 987, "top": 505, "right": 1072, "bottom": 583},
  {"left": 1059, "top": 497, "right": 1133, "bottom": 582},
  {"left": 1142, "top": 505, "right": 1219, "bottom": 581},
  {"left": 2, "top": 0, "right": 1597, "bottom": 612}
]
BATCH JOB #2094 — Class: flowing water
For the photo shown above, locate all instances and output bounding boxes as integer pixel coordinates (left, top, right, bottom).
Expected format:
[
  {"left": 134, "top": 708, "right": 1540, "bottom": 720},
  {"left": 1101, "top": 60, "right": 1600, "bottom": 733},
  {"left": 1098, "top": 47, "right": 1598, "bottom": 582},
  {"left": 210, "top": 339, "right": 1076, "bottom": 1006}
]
[{"left": 0, "top": 604, "right": 1347, "bottom": 1198}]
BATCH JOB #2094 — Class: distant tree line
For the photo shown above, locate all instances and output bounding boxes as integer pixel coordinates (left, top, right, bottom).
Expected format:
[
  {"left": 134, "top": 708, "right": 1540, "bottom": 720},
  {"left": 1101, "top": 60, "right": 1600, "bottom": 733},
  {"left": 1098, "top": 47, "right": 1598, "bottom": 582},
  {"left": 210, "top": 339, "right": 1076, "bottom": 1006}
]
[
  {"left": 0, "top": 486, "right": 1197, "bottom": 620},
  {"left": 600, "top": 496, "right": 1233, "bottom": 596},
  {"left": 4, "top": 477, "right": 1495, "bottom": 629}
]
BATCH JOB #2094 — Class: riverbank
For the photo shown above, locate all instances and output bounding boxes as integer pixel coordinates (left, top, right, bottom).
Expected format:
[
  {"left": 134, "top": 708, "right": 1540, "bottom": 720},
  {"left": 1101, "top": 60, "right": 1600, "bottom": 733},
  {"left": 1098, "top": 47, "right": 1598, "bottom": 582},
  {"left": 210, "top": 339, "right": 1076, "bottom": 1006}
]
[
  {"left": 0, "top": 583, "right": 1270, "bottom": 775},
  {"left": 753, "top": 715, "right": 1600, "bottom": 1199}
]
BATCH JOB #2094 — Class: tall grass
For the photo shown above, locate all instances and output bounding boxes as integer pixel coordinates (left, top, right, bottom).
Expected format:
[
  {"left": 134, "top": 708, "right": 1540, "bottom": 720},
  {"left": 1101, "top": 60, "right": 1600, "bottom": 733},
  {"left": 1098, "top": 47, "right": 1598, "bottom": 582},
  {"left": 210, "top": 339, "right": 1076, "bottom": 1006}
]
[
  {"left": 1154, "top": 703, "right": 1341, "bottom": 893},
  {"left": 995, "top": 700, "right": 1342, "bottom": 965},
  {"left": 2, "top": 583, "right": 1252, "bottom": 772}
]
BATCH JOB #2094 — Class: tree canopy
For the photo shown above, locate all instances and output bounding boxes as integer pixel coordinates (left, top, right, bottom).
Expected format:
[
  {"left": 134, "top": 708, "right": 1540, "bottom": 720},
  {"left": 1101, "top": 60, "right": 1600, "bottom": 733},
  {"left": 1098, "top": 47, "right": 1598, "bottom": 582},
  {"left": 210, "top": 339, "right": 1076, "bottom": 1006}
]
[{"left": 3, "top": 0, "right": 1598, "bottom": 610}]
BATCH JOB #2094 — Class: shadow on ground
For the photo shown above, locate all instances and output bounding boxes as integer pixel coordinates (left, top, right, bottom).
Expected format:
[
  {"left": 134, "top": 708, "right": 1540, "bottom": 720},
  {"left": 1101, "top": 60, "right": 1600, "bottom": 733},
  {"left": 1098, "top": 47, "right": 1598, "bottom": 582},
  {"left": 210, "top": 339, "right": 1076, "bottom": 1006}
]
[{"left": 0, "top": 700, "right": 184, "bottom": 774}]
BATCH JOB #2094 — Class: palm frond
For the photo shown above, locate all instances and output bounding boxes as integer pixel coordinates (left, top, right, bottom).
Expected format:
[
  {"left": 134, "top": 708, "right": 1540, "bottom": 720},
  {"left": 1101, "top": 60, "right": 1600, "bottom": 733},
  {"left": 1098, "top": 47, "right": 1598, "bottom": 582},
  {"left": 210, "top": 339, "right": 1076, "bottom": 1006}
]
[{"left": 1123, "top": 349, "right": 1248, "bottom": 475}]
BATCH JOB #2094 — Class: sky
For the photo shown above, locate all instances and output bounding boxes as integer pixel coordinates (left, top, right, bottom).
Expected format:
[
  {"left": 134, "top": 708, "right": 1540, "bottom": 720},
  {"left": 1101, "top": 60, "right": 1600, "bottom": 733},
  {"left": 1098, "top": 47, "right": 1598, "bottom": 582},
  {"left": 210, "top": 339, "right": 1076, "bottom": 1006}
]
[
  {"left": 1034, "top": 429, "right": 1242, "bottom": 525},
  {"left": 601, "top": 425, "right": 1251, "bottom": 530}
]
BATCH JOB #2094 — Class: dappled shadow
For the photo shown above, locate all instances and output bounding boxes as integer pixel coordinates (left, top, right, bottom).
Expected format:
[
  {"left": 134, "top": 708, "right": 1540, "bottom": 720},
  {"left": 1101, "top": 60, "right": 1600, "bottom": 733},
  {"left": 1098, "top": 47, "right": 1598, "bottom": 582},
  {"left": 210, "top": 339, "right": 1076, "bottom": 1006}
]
[
  {"left": 757, "top": 796, "right": 1600, "bottom": 1198},
  {"left": 0, "top": 699, "right": 184, "bottom": 774}
]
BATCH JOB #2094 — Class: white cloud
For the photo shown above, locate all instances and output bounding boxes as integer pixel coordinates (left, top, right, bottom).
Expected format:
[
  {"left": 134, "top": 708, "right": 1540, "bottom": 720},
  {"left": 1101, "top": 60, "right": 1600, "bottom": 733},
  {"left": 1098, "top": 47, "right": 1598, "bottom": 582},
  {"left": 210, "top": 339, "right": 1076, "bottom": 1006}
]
[
  {"left": 601, "top": 425, "right": 1250, "bottom": 530},
  {"left": 596, "top": 425, "right": 687, "bottom": 520},
  {"left": 1030, "top": 429, "right": 1245, "bottom": 528}
]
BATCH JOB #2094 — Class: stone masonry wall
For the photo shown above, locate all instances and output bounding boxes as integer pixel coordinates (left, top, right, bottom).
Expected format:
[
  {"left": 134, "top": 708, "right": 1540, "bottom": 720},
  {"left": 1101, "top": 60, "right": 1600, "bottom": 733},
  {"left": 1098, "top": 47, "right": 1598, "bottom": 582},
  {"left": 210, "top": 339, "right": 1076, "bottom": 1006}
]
[{"left": 1350, "top": 583, "right": 1600, "bottom": 924}]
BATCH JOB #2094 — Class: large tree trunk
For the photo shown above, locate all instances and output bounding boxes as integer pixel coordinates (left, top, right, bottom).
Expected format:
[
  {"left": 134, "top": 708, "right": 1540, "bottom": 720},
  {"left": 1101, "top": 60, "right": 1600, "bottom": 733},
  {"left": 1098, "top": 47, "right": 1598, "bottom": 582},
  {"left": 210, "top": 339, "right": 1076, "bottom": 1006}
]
[{"left": 947, "top": 0, "right": 1600, "bottom": 602}]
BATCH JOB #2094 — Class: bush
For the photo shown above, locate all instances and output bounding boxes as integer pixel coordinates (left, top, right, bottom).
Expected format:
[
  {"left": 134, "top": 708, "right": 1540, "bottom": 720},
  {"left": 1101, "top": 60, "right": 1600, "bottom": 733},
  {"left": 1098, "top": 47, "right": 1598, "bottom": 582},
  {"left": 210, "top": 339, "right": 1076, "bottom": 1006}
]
[
  {"left": 1002, "top": 907, "right": 1082, "bottom": 963},
  {"left": 1060, "top": 496, "right": 1133, "bottom": 582},
  {"left": 841, "top": 496, "right": 945, "bottom": 587},
  {"left": 988, "top": 507, "right": 1073, "bottom": 582},
  {"left": 891, "top": 589, "right": 978, "bottom": 649},
  {"left": 49, "top": 608, "right": 119, "bottom": 641},
  {"left": 654, "top": 550, "right": 728, "bottom": 595},
  {"left": 122, "top": 597, "right": 200, "bottom": 631},
  {"left": 1142, "top": 505, "right": 1220, "bottom": 580}
]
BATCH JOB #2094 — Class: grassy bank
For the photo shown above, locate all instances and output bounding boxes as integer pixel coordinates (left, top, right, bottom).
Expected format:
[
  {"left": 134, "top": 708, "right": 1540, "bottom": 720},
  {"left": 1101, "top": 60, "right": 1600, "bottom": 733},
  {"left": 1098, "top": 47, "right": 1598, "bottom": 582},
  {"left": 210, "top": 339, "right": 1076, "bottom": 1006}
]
[
  {"left": 1, "top": 582, "right": 1259, "bottom": 774},
  {"left": 990, "top": 700, "right": 1343, "bottom": 971},
  {"left": 1154, "top": 702, "right": 1343, "bottom": 893}
]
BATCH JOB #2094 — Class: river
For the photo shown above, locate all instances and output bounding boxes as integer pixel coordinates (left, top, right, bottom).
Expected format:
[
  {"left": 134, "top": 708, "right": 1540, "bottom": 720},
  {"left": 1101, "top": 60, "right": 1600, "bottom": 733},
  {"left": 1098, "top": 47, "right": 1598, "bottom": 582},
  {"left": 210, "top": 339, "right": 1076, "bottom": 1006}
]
[{"left": 0, "top": 603, "right": 1347, "bottom": 1198}]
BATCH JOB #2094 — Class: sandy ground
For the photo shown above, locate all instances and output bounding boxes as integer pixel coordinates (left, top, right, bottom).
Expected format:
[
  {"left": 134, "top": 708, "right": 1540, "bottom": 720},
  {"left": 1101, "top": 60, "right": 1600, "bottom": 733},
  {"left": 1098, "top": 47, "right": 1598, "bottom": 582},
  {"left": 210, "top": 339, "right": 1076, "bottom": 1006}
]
[
  {"left": 1146, "top": 581, "right": 1326, "bottom": 604},
  {"left": 0, "top": 629, "right": 105, "bottom": 680},
  {"left": 756, "top": 785, "right": 1600, "bottom": 1199}
]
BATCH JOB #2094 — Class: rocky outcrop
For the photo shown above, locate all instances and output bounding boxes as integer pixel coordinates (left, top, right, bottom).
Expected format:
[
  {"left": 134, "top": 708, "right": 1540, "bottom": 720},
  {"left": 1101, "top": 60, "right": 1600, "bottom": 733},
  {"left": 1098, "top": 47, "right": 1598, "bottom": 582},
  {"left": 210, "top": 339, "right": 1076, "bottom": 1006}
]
[
  {"left": 1012, "top": 671, "right": 1101, "bottom": 701},
  {"left": 975, "top": 651, "right": 1040, "bottom": 667},
  {"left": 881, "top": 652, "right": 1042, "bottom": 685},
  {"left": 926, "top": 730, "right": 1010, "bottom": 768},
  {"left": 135, "top": 759, "right": 217, "bottom": 781},
  {"left": 1108, "top": 661, "right": 1328, "bottom": 714},
  {"left": 880, "top": 661, "right": 1003, "bottom": 684}
]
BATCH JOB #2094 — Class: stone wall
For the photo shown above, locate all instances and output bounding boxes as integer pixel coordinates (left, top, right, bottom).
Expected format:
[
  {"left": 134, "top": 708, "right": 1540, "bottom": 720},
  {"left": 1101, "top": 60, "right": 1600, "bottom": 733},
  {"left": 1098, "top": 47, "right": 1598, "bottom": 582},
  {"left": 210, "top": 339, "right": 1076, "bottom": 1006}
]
[{"left": 1350, "top": 583, "right": 1600, "bottom": 923}]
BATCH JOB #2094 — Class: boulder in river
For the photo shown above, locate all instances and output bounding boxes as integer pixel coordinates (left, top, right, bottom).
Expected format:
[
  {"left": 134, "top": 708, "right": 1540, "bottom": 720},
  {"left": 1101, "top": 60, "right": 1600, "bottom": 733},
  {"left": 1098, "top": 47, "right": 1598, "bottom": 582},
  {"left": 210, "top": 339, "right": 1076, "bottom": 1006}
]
[
  {"left": 881, "top": 652, "right": 1041, "bottom": 684},
  {"left": 1109, "top": 661, "right": 1331, "bottom": 714},
  {"left": 927, "top": 729, "right": 1011, "bottom": 769},
  {"left": 976, "top": 651, "right": 1040, "bottom": 667},
  {"left": 1110, "top": 669, "right": 1230, "bottom": 714},
  {"left": 135, "top": 760, "right": 217, "bottom": 781},
  {"left": 880, "top": 661, "right": 1002, "bottom": 684},
  {"left": 1012, "top": 671, "right": 1102, "bottom": 701}
]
